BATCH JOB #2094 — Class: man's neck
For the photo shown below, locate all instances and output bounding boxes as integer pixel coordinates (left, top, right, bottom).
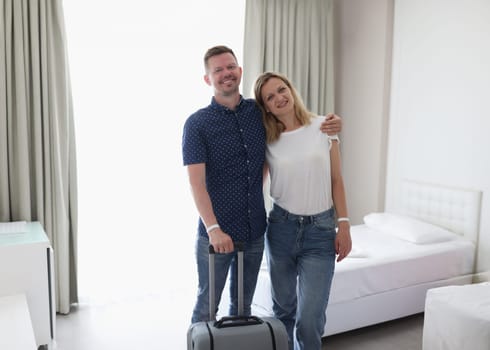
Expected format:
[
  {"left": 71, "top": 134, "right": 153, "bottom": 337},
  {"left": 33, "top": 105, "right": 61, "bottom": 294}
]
[{"left": 214, "top": 92, "right": 241, "bottom": 111}]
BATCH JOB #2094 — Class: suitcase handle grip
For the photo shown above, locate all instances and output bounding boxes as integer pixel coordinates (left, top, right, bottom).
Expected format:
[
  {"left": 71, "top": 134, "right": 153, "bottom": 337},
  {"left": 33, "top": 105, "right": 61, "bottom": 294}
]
[
  {"left": 208, "top": 241, "right": 245, "bottom": 254},
  {"left": 214, "top": 315, "right": 263, "bottom": 328}
]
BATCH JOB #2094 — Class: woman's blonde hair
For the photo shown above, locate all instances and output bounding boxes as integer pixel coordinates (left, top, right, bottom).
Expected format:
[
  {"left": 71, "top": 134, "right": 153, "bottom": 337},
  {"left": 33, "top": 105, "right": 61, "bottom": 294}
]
[{"left": 254, "top": 72, "right": 314, "bottom": 143}]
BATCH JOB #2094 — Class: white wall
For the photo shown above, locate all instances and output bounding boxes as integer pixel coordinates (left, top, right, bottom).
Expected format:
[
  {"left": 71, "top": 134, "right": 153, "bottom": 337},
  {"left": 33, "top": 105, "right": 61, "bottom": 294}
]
[
  {"left": 334, "top": 0, "right": 394, "bottom": 224},
  {"left": 386, "top": 0, "right": 490, "bottom": 271}
]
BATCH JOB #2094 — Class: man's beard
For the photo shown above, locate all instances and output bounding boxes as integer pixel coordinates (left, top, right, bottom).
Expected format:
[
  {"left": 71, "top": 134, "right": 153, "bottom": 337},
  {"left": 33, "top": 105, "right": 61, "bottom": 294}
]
[{"left": 220, "top": 84, "right": 239, "bottom": 97}]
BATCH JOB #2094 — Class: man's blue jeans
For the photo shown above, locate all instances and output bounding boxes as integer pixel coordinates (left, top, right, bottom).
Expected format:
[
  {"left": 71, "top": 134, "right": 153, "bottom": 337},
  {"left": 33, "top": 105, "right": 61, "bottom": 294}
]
[
  {"left": 266, "top": 204, "right": 336, "bottom": 350},
  {"left": 191, "top": 234, "right": 264, "bottom": 323}
]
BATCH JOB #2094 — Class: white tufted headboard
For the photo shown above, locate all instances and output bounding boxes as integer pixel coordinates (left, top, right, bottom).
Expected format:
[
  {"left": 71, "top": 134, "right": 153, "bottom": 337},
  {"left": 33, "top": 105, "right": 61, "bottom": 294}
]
[{"left": 391, "top": 179, "right": 482, "bottom": 243}]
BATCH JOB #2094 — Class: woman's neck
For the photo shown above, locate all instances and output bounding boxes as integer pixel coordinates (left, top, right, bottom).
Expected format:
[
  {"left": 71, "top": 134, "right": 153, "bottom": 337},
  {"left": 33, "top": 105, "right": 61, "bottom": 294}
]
[{"left": 277, "top": 112, "right": 301, "bottom": 132}]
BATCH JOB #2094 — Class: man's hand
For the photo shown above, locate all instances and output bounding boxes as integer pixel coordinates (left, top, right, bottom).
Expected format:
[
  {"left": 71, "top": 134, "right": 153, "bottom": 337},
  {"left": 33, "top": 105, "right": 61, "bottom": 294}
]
[
  {"left": 209, "top": 229, "right": 234, "bottom": 254},
  {"left": 320, "top": 113, "right": 342, "bottom": 135}
]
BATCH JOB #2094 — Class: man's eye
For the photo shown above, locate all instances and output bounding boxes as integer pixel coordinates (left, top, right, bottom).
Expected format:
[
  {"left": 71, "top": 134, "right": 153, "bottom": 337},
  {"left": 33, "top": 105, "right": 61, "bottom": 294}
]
[
  {"left": 214, "top": 68, "right": 223, "bottom": 73},
  {"left": 279, "top": 87, "right": 286, "bottom": 92},
  {"left": 228, "top": 65, "right": 237, "bottom": 70}
]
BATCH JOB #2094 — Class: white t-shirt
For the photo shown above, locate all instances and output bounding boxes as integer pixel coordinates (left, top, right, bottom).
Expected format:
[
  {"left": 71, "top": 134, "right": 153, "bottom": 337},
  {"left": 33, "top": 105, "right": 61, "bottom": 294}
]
[{"left": 266, "top": 116, "right": 338, "bottom": 215}]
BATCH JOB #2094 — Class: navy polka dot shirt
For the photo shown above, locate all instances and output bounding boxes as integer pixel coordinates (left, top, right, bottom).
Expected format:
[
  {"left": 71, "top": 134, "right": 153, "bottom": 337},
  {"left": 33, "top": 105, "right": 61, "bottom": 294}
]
[{"left": 182, "top": 96, "right": 267, "bottom": 243}]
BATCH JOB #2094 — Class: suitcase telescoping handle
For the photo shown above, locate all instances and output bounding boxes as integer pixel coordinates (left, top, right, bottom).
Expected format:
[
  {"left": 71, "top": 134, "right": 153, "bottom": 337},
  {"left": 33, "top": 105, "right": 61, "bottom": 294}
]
[{"left": 208, "top": 242, "right": 245, "bottom": 322}]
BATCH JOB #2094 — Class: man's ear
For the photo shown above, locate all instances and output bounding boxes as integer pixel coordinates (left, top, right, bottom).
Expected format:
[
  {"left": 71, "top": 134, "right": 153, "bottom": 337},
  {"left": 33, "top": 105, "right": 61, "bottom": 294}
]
[{"left": 204, "top": 74, "right": 211, "bottom": 86}]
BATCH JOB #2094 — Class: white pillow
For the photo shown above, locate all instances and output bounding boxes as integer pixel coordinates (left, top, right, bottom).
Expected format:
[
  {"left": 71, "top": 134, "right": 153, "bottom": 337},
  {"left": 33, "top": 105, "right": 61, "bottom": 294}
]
[{"left": 363, "top": 212, "right": 457, "bottom": 244}]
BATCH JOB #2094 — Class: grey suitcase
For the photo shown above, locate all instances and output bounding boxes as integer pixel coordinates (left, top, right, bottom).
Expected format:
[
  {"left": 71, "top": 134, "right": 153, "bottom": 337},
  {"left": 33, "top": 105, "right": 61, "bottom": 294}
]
[{"left": 187, "top": 242, "right": 288, "bottom": 350}]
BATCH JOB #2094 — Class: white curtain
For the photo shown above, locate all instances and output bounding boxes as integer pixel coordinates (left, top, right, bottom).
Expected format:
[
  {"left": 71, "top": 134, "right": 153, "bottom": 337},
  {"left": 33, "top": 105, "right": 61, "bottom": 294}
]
[
  {"left": 243, "top": 0, "right": 335, "bottom": 115},
  {"left": 0, "top": 0, "right": 78, "bottom": 314}
]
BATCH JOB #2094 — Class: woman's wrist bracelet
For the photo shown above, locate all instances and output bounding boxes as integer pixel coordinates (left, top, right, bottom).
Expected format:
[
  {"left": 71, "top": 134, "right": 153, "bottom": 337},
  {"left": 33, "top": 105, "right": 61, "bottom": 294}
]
[
  {"left": 206, "top": 224, "right": 220, "bottom": 234},
  {"left": 337, "top": 217, "right": 350, "bottom": 223}
]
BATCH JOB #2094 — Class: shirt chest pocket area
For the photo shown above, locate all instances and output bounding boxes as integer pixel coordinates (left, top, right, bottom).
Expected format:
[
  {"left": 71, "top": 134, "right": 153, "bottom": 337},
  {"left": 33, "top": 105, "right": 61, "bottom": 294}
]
[{"left": 207, "top": 125, "right": 247, "bottom": 163}]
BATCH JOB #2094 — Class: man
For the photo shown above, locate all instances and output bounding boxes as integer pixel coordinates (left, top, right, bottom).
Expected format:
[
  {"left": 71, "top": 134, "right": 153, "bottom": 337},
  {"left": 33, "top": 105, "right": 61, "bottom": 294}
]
[{"left": 182, "top": 45, "right": 341, "bottom": 323}]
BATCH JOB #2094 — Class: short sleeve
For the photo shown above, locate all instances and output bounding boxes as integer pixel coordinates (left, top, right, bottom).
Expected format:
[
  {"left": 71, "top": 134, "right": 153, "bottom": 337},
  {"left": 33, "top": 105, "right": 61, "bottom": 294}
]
[{"left": 182, "top": 116, "right": 207, "bottom": 165}]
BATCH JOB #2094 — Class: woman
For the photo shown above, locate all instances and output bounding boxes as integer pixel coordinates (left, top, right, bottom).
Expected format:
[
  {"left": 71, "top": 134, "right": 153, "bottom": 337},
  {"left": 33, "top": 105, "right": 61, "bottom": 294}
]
[{"left": 254, "top": 72, "right": 352, "bottom": 350}]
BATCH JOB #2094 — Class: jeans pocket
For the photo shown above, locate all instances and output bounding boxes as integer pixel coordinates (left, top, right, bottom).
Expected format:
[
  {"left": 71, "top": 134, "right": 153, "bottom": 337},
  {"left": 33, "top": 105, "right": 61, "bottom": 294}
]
[
  {"left": 267, "top": 210, "right": 287, "bottom": 224},
  {"left": 313, "top": 216, "right": 336, "bottom": 231}
]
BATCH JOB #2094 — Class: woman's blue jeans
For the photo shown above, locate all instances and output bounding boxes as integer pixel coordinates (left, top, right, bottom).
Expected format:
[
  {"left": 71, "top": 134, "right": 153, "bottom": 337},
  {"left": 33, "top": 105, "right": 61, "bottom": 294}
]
[
  {"left": 191, "top": 234, "right": 264, "bottom": 323},
  {"left": 266, "top": 204, "right": 336, "bottom": 350}
]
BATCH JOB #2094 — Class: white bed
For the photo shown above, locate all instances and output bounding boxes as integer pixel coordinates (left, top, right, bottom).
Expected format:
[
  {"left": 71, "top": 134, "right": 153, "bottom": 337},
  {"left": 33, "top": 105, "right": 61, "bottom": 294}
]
[{"left": 251, "top": 180, "right": 482, "bottom": 337}]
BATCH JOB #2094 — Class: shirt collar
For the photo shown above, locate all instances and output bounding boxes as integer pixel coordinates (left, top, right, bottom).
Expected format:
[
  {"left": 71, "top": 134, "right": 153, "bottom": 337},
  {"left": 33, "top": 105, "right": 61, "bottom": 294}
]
[{"left": 210, "top": 95, "right": 244, "bottom": 112}]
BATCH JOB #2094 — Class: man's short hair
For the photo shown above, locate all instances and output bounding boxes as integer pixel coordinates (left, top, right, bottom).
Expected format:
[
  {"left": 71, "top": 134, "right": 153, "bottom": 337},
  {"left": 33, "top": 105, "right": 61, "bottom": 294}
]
[{"left": 204, "top": 45, "right": 237, "bottom": 71}]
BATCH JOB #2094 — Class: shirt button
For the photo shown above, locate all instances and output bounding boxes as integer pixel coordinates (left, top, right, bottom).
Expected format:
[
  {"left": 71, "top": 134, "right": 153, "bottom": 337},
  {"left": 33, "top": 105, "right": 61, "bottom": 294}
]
[{"left": 244, "top": 144, "right": 248, "bottom": 148}]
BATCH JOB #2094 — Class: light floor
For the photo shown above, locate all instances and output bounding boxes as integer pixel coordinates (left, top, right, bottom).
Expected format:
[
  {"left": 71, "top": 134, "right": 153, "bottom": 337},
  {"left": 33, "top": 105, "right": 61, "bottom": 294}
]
[
  {"left": 53, "top": 292, "right": 424, "bottom": 350},
  {"left": 322, "top": 313, "right": 423, "bottom": 350},
  {"left": 54, "top": 291, "right": 194, "bottom": 350}
]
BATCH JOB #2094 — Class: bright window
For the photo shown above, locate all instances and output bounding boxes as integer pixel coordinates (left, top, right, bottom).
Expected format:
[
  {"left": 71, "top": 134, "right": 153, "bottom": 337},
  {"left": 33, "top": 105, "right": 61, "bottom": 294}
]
[{"left": 63, "top": 0, "right": 245, "bottom": 303}]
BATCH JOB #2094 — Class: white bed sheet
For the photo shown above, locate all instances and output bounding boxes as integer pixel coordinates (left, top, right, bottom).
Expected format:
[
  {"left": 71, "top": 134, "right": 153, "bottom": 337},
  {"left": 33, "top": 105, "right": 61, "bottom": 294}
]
[
  {"left": 252, "top": 224, "right": 475, "bottom": 314},
  {"left": 423, "top": 282, "right": 490, "bottom": 350}
]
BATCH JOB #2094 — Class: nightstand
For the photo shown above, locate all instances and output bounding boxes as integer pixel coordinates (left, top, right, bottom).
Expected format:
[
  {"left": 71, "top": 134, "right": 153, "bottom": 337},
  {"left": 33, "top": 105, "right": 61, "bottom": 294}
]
[{"left": 0, "top": 222, "right": 55, "bottom": 349}]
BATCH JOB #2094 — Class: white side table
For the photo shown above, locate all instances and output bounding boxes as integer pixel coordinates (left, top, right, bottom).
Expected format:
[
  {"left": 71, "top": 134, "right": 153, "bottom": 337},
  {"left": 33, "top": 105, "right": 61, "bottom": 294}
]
[
  {"left": 0, "top": 222, "right": 56, "bottom": 349},
  {"left": 423, "top": 282, "right": 490, "bottom": 350},
  {"left": 0, "top": 293, "right": 37, "bottom": 349}
]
